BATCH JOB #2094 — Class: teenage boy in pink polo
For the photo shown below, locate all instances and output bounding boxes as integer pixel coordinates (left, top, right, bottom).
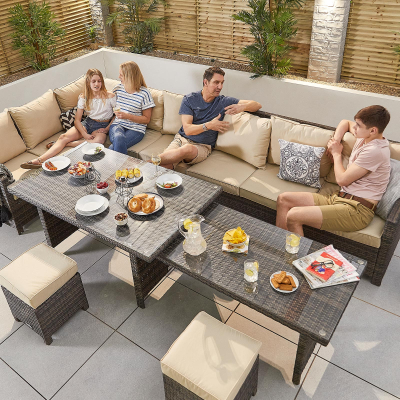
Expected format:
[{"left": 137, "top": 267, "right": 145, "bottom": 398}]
[{"left": 276, "top": 105, "right": 391, "bottom": 236}]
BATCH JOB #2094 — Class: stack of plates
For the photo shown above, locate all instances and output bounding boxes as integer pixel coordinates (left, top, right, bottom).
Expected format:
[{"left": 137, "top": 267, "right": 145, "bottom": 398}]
[{"left": 75, "top": 195, "right": 109, "bottom": 216}]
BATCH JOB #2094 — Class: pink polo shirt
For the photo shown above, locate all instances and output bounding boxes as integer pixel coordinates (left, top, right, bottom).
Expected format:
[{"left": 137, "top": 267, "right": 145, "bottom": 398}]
[{"left": 341, "top": 138, "right": 391, "bottom": 201}]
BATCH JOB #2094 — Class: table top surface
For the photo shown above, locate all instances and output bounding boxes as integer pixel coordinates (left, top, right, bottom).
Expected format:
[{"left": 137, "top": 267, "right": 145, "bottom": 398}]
[
  {"left": 8, "top": 146, "right": 222, "bottom": 262},
  {"left": 160, "top": 203, "right": 366, "bottom": 345}
]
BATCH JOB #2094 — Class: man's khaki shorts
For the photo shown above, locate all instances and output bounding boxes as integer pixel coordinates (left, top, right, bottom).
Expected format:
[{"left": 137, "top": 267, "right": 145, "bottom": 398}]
[
  {"left": 164, "top": 134, "right": 212, "bottom": 168},
  {"left": 312, "top": 192, "right": 375, "bottom": 232}
]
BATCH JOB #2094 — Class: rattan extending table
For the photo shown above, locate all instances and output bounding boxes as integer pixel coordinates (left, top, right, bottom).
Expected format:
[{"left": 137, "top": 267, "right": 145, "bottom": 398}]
[
  {"left": 159, "top": 203, "right": 366, "bottom": 385},
  {"left": 8, "top": 146, "right": 222, "bottom": 308}
]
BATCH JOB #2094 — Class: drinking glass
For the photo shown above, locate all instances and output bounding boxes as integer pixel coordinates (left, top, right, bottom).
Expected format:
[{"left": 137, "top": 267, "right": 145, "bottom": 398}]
[
  {"left": 151, "top": 153, "right": 162, "bottom": 178},
  {"left": 244, "top": 259, "right": 259, "bottom": 283},
  {"left": 286, "top": 233, "right": 300, "bottom": 254}
]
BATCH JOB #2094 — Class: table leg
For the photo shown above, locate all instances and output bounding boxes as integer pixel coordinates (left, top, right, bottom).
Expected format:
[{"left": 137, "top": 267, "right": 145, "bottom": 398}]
[
  {"left": 130, "top": 253, "right": 169, "bottom": 309},
  {"left": 293, "top": 333, "right": 316, "bottom": 385},
  {"left": 38, "top": 208, "right": 78, "bottom": 248}
]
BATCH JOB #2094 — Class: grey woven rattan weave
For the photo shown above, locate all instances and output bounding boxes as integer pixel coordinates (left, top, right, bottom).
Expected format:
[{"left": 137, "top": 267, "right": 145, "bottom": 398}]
[
  {"left": 159, "top": 203, "right": 366, "bottom": 384},
  {"left": 8, "top": 146, "right": 222, "bottom": 308},
  {"left": 162, "top": 355, "right": 259, "bottom": 400}
]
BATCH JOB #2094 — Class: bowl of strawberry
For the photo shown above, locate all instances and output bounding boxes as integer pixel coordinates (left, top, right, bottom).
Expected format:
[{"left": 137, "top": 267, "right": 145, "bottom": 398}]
[{"left": 96, "top": 181, "right": 109, "bottom": 194}]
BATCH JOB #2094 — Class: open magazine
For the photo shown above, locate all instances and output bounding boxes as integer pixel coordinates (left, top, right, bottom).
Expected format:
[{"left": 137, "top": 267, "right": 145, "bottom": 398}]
[{"left": 292, "top": 245, "right": 360, "bottom": 289}]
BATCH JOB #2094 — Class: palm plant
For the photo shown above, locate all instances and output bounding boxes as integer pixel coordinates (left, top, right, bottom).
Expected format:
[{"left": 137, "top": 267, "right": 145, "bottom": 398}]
[
  {"left": 105, "top": 0, "right": 165, "bottom": 54},
  {"left": 233, "top": 0, "right": 304, "bottom": 78}
]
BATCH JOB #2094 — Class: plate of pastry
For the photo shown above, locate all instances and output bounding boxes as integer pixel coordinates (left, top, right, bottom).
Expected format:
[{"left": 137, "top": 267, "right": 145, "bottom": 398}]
[
  {"left": 115, "top": 168, "right": 142, "bottom": 184},
  {"left": 127, "top": 192, "right": 163, "bottom": 215},
  {"left": 270, "top": 271, "right": 299, "bottom": 294}
]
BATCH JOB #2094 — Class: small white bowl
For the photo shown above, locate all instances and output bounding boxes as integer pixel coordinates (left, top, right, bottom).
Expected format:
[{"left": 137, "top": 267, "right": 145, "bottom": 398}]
[
  {"left": 114, "top": 213, "right": 128, "bottom": 226},
  {"left": 97, "top": 186, "right": 108, "bottom": 194}
]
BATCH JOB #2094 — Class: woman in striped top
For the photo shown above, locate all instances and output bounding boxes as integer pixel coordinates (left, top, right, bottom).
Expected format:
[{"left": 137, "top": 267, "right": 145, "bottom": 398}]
[{"left": 109, "top": 61, "right": 155, "bottom": 154}]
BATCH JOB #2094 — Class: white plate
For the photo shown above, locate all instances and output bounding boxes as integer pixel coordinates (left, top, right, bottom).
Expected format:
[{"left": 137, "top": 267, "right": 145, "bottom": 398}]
[
  {"left": 82, "top": 143, "right": 104, "bottom": 155},
  {"left": 127, "top": 192, "right": 164, "bottom": 215},
  {"left": 115, "top": 172, "right": 142, "bottom": 184},
  {"left": 76, "top": 195, "right": 105, "bottom": 214},
  {"left": 270, "top": 271, "right": 299, "bottom": 294},
  {"left": 42, "top": 156, "right": 70, "bottom": 172},
  {"left": 155, "top": 173, "right": 182, "bottom": 189},
  {"left": 75, "top": 197, "right": 109, "bottom": 216}
]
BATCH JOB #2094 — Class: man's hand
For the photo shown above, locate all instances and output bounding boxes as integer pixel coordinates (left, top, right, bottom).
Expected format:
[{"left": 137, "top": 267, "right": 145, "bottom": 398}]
[
  {"left": 327, "top": 138, "right": 343, "bottom": 157},
  {"left": 224, "top": 103, "right": 245, "bottom": 115},
  {"left": 207, "top": 114, "right": 230, "bottom": 133},
  {"left": 115, "top": 111, "right": 130, "bottom": 120}
]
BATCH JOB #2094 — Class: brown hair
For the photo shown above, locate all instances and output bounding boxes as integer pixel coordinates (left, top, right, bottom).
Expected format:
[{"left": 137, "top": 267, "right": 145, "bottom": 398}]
[
  {"left": 203, "top": 66, "right": 225, "bottom": 85},
  {"left": 120, "top": 61, "right": 147, "bottom": 93},
  {"left": 354, "top": 105, "right": 390, "bottom": 133},
  {"left": 84, "top": 69, "right": 108, "bottom": 111}
]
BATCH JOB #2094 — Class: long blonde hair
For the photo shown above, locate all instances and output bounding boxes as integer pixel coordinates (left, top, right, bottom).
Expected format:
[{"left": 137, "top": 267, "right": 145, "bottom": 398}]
[
  {"left": 84, "top": 69, "right": 108, "bottom": 111},
  {"left": 120, "top": 61, "right": 147, "bottom": 93}
]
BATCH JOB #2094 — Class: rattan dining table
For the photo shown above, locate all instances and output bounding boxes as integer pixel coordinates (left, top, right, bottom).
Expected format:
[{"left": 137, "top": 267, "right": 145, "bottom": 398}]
[
  {"left": 8, "top": 145, "right": 222, "bottom": 308},
  {"left": 159, "top": 202, "right": 366, "bottom": 385}
]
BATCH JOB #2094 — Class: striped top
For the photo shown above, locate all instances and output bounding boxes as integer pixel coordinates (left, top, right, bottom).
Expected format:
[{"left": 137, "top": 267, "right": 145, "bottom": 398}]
[{"left": 112, "top": 84, "right": 155, "bottom": 133}]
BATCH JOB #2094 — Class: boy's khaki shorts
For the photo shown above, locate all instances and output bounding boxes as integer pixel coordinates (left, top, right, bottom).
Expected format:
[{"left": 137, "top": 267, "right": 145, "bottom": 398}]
[
  {"left": 164, "top": 134, "right": 212, "bottom": 168},
  {"left": 312, "top": 192, "right": 375, "bottom": 232}
]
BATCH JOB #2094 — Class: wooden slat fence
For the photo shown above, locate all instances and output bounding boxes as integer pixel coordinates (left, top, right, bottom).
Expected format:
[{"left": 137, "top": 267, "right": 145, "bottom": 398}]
[{"left": 0, "top": 0, "right": 93, "bottom": 78}]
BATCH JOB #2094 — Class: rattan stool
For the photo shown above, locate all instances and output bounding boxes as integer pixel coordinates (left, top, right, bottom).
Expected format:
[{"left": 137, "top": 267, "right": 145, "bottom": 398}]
[
  {"left": 161, "top": 311, "right": 262, "bottom": 400},
  {"left": 0, "top": 243, "right": 88, "bottom": 345}
]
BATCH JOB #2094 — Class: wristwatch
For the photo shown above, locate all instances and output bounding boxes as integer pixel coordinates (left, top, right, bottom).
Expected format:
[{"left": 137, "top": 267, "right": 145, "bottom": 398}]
[{"left": 202, "top": 123, "right": 207, "bottom": 132}]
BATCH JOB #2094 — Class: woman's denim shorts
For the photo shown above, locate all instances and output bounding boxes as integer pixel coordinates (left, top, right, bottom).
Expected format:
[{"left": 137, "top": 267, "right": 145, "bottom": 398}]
[{"left": 81, "top": 117, "right": 109, "bottom": 134}]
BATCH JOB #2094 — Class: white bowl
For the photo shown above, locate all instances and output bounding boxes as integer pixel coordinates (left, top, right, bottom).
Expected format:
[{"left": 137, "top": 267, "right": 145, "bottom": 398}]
[
  {"left": 156, "top": 173, "right": 182, "bottom": 189},
  {"left": 114, "top": 213, "right": 128, "bottom": 225},
  {"left": 82, "top": 143, "right": 104, "bottom": 155},
  {"left": 76, "top": 195, "right": 105, "bottom": 214},
  {"left": 97, "top": 185, "right": 109, "bottom": 194}
]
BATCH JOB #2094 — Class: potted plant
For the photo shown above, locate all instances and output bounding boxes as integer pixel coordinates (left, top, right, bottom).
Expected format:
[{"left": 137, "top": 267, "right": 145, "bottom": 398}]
[{"left": 86, "top": 24, "right": 100, "bottom": 50}]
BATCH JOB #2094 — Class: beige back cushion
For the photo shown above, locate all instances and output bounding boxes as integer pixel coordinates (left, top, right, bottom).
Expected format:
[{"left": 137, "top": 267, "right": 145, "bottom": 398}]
[
  {"left": 268, "top": 115, "right": 334, "bottom": 177},
  {"left": 147, "top": 87, "right": 164, "bottom": 132},
  {"left": 9, "top": 90, "right": 62, "bottom": 150},
  {"left": 104, "top": 78, "right": 120, "bottom": 92},
  {"left": 215, "top": 113, "right": 272, "bottom": 168},
  {"left": 325, "top": 131, "right": 356, "bottom": 184},
  {"left": 0, "top": 110, "right": 27, "bottom": 163},
  {"left": 389, "top": 142, "right": 400, "bottom": 161},
  {"left": 161, "top": 91, "right": 184, "bottom": 135},
  {"left": 54, "top": 76, "right": 85, "bottom": 112}
]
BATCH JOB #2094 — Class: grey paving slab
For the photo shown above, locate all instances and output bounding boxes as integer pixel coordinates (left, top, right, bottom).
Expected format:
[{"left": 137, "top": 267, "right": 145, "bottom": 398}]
[
  {"left": 395, "top": 242, "right": 400, "bottom": 258},
  {"left": 0, "top": 289, "right": 21, "bottom": 344},
  {"left": 81, "top": 250, "right": 138, "bottom": 329},
  {"left": 297, "top": 356, "right": 398, "bottom": 400},
  {"left": 0, "top": 359, "right": 44, "bottom": 400},
  {"left": 354, "top": 255, "right": 400, "bottom": 317},
  {"left": 317, "top": 297, "right": 400, "bottom": 398},
  {"left": 0, "top": 311, "right": 113, "bottom": 399},
  {"left": 0, "top": 217, "right": 45, "bottom": 260},
  {"left": 118, "top": 280, "right": 228, "bottom": 360},
  {"left": 0, "top": 253, "right": 11, "bottom": 269},
  {"left": 52, "top": 332, "right": 164, "bottom": 400}
]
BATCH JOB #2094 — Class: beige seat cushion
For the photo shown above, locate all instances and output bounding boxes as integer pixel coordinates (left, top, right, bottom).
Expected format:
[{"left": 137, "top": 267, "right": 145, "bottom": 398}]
[
  {"left": 27, "top": 131, "right": 69, "bottom": 157},
  {"left": 54, "top": 76, "right": 85, "bottom": 112},
  {"left": 104, "top": 78, "right": 120, "bottom": 92},
  {"left": 148, "top": 88, "right": 164, "bottom": 132},
  {"left": 0, "top": 110, "right": 27, "bottom": 163},
  {"left": 127, "top": 129, "right": 162, "bottom": 158},
  {"left": 240, "top": 164, "right": 320, "bottom": 210},
  {"left": 4, "top": 152, "right": 39, "bottom": 182},
  {"left": 215, "top": 113, "right": 272, "bottom": 168},
  {"left": 187, "top": 151, "right": 256, "bottom": 195},
  {"left": 161, "top": 311, "right": 262, "bottom": 400},
  {"left": 161, "top": 91, "right": 184, "bottom": 135},
  {"left": 9, "top": 90, "right": 63, "bottom": 150},
  {"left": 268, "top": 115, "right": 334, "bottom": 177},
  {"left": 0, "top": 243, "right": 78, "bottom": 309}
]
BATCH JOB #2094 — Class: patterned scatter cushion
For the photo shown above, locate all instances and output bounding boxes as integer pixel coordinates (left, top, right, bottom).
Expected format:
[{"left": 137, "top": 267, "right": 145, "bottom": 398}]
[
  {"left": 376, "top": 159, "right": 400, "bottom": 220},
  {"left": 60, "top": 107, "right": 85, "bottom": 131},
  {"left": 277, "top": 139, "right": 325, "bottom": 188}
]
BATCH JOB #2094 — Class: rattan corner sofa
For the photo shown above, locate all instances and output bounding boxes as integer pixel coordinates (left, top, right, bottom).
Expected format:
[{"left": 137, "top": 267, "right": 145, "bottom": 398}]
[{"left": 1, "top": 75, "right": 399, "bottom": 286}]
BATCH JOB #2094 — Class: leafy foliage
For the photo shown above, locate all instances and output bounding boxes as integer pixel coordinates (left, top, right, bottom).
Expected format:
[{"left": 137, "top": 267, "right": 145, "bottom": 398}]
[
  {"left": 233, "top": 0, "right": 304, "bottom": 78},
  {"left": 8, "top": 1, "right": 65, "bottom": 71},
  {"left": 86, "top": 24, "right": 100, "bottom": 44},
  {"left": 105, "top": 0, "right": 165, "bottom": 54}
]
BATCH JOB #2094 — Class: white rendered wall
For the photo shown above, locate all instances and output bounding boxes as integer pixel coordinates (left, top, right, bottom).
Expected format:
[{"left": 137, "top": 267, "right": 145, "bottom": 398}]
[{"left": 1, "top": 48, "right": 399, "bottom": 141}]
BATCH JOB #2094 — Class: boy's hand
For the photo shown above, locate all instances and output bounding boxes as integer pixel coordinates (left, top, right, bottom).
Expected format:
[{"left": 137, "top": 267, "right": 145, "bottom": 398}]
[{"left": 327, "top": 138, "right": 343, "bottom": 156}]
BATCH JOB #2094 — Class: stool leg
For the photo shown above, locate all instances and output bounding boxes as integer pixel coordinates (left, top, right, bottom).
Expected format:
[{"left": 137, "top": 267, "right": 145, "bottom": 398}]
[{"left": 44, "top": 336, "right": 53, "bottom": 345}]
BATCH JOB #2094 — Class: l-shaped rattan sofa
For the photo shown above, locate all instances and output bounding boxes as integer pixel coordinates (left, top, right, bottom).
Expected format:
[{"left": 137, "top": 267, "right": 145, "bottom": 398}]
[{"left": 1, "top": 75, "right": 399, "bottom": 286}]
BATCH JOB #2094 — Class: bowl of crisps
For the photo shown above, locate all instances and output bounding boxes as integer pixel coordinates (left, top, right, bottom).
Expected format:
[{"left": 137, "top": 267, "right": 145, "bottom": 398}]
[{"left": 223, "top": 226, "right": 248, "bottom": 248}]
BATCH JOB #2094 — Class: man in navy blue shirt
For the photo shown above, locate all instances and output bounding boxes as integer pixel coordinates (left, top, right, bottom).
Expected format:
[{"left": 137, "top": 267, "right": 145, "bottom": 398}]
[{"left": 159, "top": 66, "right": 262, "bottom": 169}]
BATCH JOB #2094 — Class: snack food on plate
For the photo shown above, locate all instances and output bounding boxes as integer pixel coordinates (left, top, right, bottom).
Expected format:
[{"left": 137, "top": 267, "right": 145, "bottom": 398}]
[
  {"left": 128, "top": 198, "right": 142, "bottom": 213},
  {"left": 128, "top": 194, "right": 159, "bottom": 214},
  {"left": 223, "top": 227, "right": 247, "bottom": 244},
  {"left": 45, "top": 161, "right": 57, "bottom": 171},
  {"left": 142, "top": 197, "right": 156, "bottom": 214},
  {"left": 272, "top": 271, "right": 297, "bottom": 291},
  {"left": 133, "top": 193, "right": 148, "bottom": 201},
  {"left": 115, "top": 213, "right": 128, "bottom": 221},
  {"left": 128, "top": 169, "right": 134, "bottom": 179},
  {"left": 115, "top": 170, "right": 122, "bottom": 179},
  {"left": 68, "top": 161, "right": 91, "bottom": 176}
]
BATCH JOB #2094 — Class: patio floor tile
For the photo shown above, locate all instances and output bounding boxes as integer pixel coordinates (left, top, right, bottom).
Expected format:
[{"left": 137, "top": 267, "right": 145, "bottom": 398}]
[
  {"left": 0, "top": 217, "right": 45, "bottom": 260},
  {"left": 297, "top": 356, "right": 398, "bottom": 400},
  {"left": 0, "top": 311, "right": 113, "bottom": 399},
  {"left": 118, "top": 279, "right": 232, "bottom": 360},
  {"left": 354, "top": 255, "right": 400, "bottom": 317},
  {"left": 394, "top": 242, "right": 400, "bottom": 258},
  {"left": 52, "top": 332, "right": 164, "bottom": 400},
  {"left": 317, "top": 297, "right": 400, "bottom": 397},
  {"left": 0, "top": 359, "right": 44, "bottom": 400},
  {"left": 0, "top": 290, "right": 21, "bottom": 345},
  {"left": 226, "top": 313, "right": 314, "bottom": 398},
  {"left": 81, "top": 250, "right": 138, "bottom": 329}
]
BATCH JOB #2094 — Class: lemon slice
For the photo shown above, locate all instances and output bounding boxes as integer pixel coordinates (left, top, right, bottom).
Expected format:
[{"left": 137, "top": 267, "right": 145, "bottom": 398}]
[
  {"left": 253, "top": 261, "right": 259, "bottom": 271},
  {"left": 289, "top": 234, "right": 300, "bottom": 247},
  {"left": 245, "top": 269, "right": 254, "bottom": 277},
  {"left": 183, "top": 218, "right": 192, "bottom": 231}
]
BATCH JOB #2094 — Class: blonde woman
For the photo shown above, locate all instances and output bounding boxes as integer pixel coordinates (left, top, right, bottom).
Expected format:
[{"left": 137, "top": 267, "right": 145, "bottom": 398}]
[
  {"left": 109, "top": 61, "right": 155, "bottom": 154},
  {"left": 21, "top": 69, "right": 115, "bottom": 169}
]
